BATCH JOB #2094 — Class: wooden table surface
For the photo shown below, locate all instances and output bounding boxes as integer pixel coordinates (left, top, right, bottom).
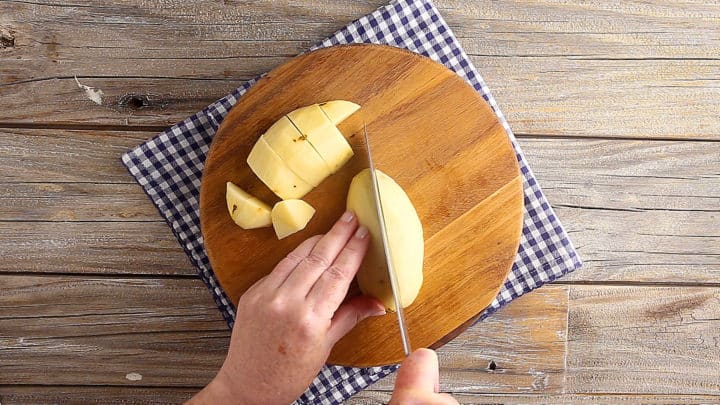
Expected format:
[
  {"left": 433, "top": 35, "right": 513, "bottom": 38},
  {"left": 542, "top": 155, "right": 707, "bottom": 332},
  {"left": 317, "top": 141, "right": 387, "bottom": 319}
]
[{"left": 1, "top": 1, "right": 718, "bottom": 404}]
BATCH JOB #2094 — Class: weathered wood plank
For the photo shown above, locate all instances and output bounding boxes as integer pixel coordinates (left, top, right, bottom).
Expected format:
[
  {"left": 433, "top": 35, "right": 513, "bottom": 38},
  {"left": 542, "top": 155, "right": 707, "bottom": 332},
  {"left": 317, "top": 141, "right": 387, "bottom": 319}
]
[
  {"left": 0, "top": 222, "right": 196, "bottom": 276},
  {"left": 3, "top": 129, "right": 718, "bottom": 283},
  {"left": 566, "top": 286, "right": 720, "bottom": 395},
  {"left": 0, "top": 128, "right": 148, "bottom": 183},
  {"left": 0, "top": 276, "right": 567, "bottom": 392},
  {"left": 0, "top": 182, "right": 159, "bottom": 221},
  {"left": 2, "top": 390, "right": 718, "bottom": 405},
  {"left": 349, "top": 391, "right": 720, "bottom": 404},
  {"left": 1, "top": 1, "right": 718, "bottom": 138},
  {"left": 0, "top": 275, "right": 229, "bottom": 386},
  {"left": 523, "top": 139, "right": 720, "bottom": 284},
  {"left": 1, "top": 388, "right": 718, "bottom": 405},
  {"left": 0, "top": 386, "right": 197, "bottom": 405},
  {"left": 371, "top": 285, "right": 569, "bottom": 394}
]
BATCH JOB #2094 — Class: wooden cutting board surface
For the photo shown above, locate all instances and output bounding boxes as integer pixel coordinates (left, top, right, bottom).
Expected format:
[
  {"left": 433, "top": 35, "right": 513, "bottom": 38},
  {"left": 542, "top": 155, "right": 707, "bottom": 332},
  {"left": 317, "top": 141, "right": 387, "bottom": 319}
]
[{"left": 200, "top": 44, "right": 524, "bottom": 367}]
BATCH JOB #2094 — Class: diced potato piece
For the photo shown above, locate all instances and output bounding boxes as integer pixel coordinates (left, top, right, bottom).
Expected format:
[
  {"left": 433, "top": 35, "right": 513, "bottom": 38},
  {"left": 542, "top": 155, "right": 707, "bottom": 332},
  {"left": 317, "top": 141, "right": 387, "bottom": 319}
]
[
  {"left": 346, "top": 169, "right": 424, "bottom": 310},
  {"left": 263, "top": 116, "right": 332, "bottom": 186},
  {"left": 271, "top": 199, "right": 316, "bottom": 240},
  {"left": 287, "top": 104, "right": 354, "bottom": 173},
  {"left": 319, "top": 100, "right": 361, "bottom": 126},
  {"left": 247, "top": 137, "right": 313, "bottom": 199},
  {"left": 225, "top": 182, "right": 272, "bottom": 229}
]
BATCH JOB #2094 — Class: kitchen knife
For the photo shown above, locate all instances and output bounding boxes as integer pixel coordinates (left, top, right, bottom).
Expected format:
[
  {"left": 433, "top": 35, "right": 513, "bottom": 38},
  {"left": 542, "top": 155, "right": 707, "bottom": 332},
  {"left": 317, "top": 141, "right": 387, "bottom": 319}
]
[{"left": 362, "top": 124, "right": 412, "bottom": 357}]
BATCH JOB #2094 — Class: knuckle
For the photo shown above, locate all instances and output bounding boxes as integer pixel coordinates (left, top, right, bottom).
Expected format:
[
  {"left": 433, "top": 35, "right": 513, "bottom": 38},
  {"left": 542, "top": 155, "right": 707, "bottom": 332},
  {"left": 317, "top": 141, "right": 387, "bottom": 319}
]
[
  {"left": 303, "top": 253, "right": 332, "bottom": 269},
  {"left": 279, "top": 253, "right": 303, "bottom": 267},
  {"left": 324, "top": 264, "right": 348, "bottom": 282},
  {"left": 267, "top": 297, "right": 288, "bottom": 317}
]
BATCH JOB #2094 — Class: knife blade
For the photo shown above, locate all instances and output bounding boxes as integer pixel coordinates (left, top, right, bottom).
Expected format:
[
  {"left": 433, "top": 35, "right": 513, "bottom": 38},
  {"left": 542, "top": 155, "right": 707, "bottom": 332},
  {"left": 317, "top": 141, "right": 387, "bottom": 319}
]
[{"left": 362, "top": 124, "right": 412, "bottom": 357}]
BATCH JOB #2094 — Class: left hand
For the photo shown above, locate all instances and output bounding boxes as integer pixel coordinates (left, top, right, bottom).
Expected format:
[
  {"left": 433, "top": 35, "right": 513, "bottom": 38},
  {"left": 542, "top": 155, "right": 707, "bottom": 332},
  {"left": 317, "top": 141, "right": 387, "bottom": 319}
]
[{"left": 189, "top": 211, "right": 385, "bottom": 405}]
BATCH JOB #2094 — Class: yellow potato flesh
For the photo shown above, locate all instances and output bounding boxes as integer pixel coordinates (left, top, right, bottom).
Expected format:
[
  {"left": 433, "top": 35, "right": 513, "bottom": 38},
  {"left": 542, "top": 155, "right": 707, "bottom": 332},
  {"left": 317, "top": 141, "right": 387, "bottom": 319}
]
[
  {"left": 271, "top": 199, "right": 316, "bottom": 239},
  {"left": 346, "top": 169, "right": 424, "bottom": 310},
  {"left": 287, "top": 104, "right": 354, "bottom": 173},
  {"left": 246, "top": 137, "right": 313, "bottom": 199},
  {"left": 319, "top": 100, "right": 361, "bottom": 126},
  {"left": 262, "top": 116, "right": 332, "bottom": 186},
  {"left": 225, "top": 182, "right": 272, "bottom": 229}
]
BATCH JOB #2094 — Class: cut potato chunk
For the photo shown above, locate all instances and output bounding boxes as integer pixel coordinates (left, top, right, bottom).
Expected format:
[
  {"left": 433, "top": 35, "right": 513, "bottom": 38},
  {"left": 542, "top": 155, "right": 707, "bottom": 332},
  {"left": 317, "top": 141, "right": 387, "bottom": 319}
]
[
  {"left": 319, "top": 100, "right": 361, "bottom": 126},
  {"left": 271, "top": 199, "right": 316, "bottom": 240},
  {"left": 347, "top": 169, "right": 424, "bottom": 311},
  {"left": 287, "top": 104, "right": 354, "bottom": 173},
  {"left": 262, "top": 116, "right": 332, "bottom": 186},
  {"left": 247, "top": 137, "right": 313, "bottom": 199},
  {"left": 225, "top": 182, "right": 272, "bottom": 229}
]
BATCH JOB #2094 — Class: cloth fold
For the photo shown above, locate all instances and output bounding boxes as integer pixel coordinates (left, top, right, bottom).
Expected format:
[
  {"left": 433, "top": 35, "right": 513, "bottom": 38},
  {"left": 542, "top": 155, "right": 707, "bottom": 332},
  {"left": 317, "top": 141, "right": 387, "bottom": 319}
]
[{"left": 122, "top": 0, "right": 582, "bottom": 403}]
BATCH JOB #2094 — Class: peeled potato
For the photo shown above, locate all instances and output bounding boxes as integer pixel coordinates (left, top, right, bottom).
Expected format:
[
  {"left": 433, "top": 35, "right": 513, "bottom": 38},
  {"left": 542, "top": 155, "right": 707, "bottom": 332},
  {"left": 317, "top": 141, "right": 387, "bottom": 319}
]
[
  {"left": 319, "top": 100, "right": 361, "bottom": 126},
  {"left": 226, "top": 182, "right": 272, "bottom": 229},
  {"left": 263, "top": 116, "right": 331, "bottom": 186},
  {"left": 271, "top": 199, "right": 316, "bottom": 239},
  {"left": 247, "top": 100, "right": 360, "bottom": 199},
  {"left": 246, "top": 136, "right": 314, "bottom": 200},
  {"left": 347, "top": 169, "right": 424, "bottom": 310},
  {"left": 287, "top": 104, "right": 354, "bottom": 173}
]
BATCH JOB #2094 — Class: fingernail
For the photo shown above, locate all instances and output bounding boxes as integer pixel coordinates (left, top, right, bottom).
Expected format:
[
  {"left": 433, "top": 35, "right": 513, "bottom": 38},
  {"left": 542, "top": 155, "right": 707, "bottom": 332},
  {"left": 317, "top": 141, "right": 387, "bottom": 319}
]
[
  {"left": 341, "top": 210, "right": 354, "bottom": 222},
  {"left": 355, "top": 225, "right": 368, "bottom": 238},
  {"left": 371, "top": 306, "right": 387, "bottom": 317}
]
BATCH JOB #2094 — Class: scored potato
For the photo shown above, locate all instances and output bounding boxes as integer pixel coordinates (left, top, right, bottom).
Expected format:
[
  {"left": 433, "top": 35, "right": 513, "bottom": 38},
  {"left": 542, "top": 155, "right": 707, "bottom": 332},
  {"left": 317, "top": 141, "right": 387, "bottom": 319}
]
[
  {"left": 287, "top": 104, "right": 354, "bottom": 173},
  {"left": 319, "top": 100, "right": 361, "bottom": 126},
  {"left": 226, "top": 182, "right": 272, "bottom": 229},
  {"left": 263, "top": 116, "right": 332, "bottom": 187},
  {"left": 246, "top": 136, "right": 314, "bottom": 200},
  {"left": 347, "top": 169, "right": 424, "bottom": 310},
  {"left": 247, "top": 100, "right": 360, "bottom": 199}
]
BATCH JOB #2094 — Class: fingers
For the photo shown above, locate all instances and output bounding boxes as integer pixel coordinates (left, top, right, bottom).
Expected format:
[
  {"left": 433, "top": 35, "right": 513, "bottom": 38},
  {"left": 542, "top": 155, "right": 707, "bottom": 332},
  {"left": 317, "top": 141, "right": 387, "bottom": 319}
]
[
  {"left": 263, "top": 235, "right": 322, "bottom": 290},
  {"left": 394, "top": 348, "right": 441, "bottom": 394},
  {"left": 307, "top": 224, "right": 370, "bottom": 313},
  {"left": 281, "top": 211, "right": 359, "bottom": 294},
  {"left": 326, "top": 295, "right": 385, "bottom": 345}
]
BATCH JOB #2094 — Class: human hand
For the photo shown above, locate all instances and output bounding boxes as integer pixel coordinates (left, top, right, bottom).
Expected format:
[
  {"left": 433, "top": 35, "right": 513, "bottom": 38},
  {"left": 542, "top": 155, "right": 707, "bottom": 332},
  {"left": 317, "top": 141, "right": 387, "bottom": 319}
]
[
  {"left": 390, "top": 348, "right": 458, "bottom": 405},
  {"left": 189, "top": 211, "right": 385, "bottom": 405}
]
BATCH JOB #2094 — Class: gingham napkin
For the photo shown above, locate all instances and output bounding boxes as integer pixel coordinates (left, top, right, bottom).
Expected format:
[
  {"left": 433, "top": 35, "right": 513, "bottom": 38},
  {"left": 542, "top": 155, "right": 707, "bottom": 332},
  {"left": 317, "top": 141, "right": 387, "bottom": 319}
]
[{"left": 122, "top": 0, "right": 582, "bottom": 403}]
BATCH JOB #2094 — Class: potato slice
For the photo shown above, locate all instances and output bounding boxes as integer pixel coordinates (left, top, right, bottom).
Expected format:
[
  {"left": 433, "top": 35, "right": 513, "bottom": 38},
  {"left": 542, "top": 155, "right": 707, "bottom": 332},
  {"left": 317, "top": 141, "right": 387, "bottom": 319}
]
[
  {"left": 271, "top": 199, "right": 316, "bottom": 240},
  {"left": 319, "top": 100, "right": 361, "bottom": 126},
  {"left": 225, "top": 182, "right": 272, "bottom": 229},
  {"left": 247, "top": 136, "right": 314, "bottom": 199},
  {"left": 262, "top": 116, "right": 332, "bottom": 186},
  {"left": 287, "top": 104, "right": 354, "bottom": 173},
  {"left": 347, "top": 169, "right": 424, "bottom": 310}
]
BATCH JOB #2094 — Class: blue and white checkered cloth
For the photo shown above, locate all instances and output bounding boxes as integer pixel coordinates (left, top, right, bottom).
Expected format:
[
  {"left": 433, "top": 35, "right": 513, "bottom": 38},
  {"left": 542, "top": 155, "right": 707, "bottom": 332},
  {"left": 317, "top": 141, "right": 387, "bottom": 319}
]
[{"left": 122, "top": 0, "right": 582, "bottom": 403}]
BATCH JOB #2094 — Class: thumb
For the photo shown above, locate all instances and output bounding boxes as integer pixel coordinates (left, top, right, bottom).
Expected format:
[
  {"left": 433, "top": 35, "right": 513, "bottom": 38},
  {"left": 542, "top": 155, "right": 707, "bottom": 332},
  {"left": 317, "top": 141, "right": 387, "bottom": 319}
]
[
  {"left": 394, "top": 348, "right": 440, "bottom": 393},
  {"left": 327, "top": 295, "right": 386, "bottom": 344}
]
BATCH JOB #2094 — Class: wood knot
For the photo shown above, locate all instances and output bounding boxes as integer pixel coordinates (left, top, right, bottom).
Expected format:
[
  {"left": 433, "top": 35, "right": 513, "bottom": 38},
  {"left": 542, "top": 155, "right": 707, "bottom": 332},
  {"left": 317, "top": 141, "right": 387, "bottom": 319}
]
[
  {"left": 1, "top": 29, "right": 15, "bottom": 49},
  {"left": 487, "top": 360, "right": 497, "bottom": 371},
  {"left": 119, "top": 94, "right": 150, "bottom": 110}
]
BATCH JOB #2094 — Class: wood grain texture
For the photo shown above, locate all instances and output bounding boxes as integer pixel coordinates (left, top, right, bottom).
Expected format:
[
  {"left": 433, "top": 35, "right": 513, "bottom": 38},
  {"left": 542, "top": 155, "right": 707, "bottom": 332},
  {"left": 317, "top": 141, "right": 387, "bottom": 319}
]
[
  {"left": 0, "top": 275, "right": 229, "bottom": 386},
  {"left": 0, "top": 222, "right": 196, "bottom": 276},
  {"left": 0, "top": 182, "right": 160, "bottom": 221},
  {"left": 1, "top": 0, "right": 719, "bottom": 400},
  {"left": 525, "top": 139, "right": 720, "bottom": 284},
  {"left": 349, "top": 392, "right": 720, "bottom": 404},
  {"left": 0, "top": 128, "right": 149, "bottom": 183},
  {"left": 0, "top": 278, "right": 564, "bottom": 390},
  {"left": 566, "top": 286, "right": 720, "bottom": 395},
  {"left": 2, "top": 1, "right": 718, "bottom": 139},
  {"left": 200, "top": 44, "right": 523, "bottom": 366},
  {"left": 2, "top": 131, "right": 716, "bottom": 283},
  {"left": 0, "top": 387, "right": 196, "bottom": 405},
  {"left": 2, "top": 388, "right": 718, "bottom": 405}
]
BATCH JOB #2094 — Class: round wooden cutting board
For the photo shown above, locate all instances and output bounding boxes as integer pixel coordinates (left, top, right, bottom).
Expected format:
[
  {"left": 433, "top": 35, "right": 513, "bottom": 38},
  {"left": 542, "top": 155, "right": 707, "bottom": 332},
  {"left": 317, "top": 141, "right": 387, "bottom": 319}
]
[{"left": 200, "top": 44, "right": 524, "bottom": 367}]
